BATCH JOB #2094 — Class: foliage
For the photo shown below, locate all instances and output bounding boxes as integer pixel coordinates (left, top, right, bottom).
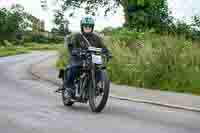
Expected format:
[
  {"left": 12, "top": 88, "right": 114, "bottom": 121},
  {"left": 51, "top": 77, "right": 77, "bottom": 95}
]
[
  {"left": 31, "top": 34, "right": 49, "bottom": 43},
  {"left": 107, "top": 28, "right": 200, "bottom": 95},
  {"left": 53, "top": 10, "right": 70, "bottom": 36},
  {"left": 112, "top": 27, "right": 144, "bottom": 45},
  {"left": 23, "top": 31, "right": 64, "bottom": 44},
  {"left": 0, "top": 4, "right": 28, "bottom": 33},
  {"left": 172, "top": 20, "right": 192, "bottom": 39},
  {"left": 30, "top": 34, "right": 64, "bottom": 44},
  {"left": 56, "top": 47, "right": 69, "bottom": 70},
  {"left": 0, "top": 4, "right": 30, "bottom": 42},
  {"left": 55, "top": 0, "right": 169, "bottom": 32},
  {"left": 51, "top": 24, "right": 70, "bottom": 36},
  {"left": 56, "top": 0, "right": 120, "bottom": 16},
  {"left": 101, "top": 27, "right": 113, "bottom": 35},
  {"left": 123, "top": 0, "right": 170, "bottom": 31},
  {"left": 0, "top": 40, "right": 13, "bottom": 46},
  {"left": 56, "top": 28, "right": 200, "bottom": 95},
  {"left": 192, "top": 15, "right": 200, "bottom": 28}
]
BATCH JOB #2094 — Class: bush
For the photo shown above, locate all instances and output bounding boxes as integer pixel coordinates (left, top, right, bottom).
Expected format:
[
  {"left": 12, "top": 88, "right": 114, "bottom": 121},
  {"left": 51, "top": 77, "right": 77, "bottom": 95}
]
[
  {"left": 112, "top": 28, "right": 144, "bottom": 47},
  {"left": 56, "top": 47, "right": 69, "bottom": 70},
  {"left": 48, "top": 36, "right": 64, "bottom": 44},
  {"left": 24, "top": 33, "right": 64, "bottom": 44},
  {"left": 23, "top": 34, "right": 33, "bottom": 43},
  {"left": 191, "top": 29, "right": 200, "bottom": 41},
  {"left": 0, "top": 40, "right": 3, "bottom": 46},
  {"left": 101, "top": 27, "right": 113, "bottom": 35},
  {"left": 32, "top": 34, "right": 49, "bottom": 43}
]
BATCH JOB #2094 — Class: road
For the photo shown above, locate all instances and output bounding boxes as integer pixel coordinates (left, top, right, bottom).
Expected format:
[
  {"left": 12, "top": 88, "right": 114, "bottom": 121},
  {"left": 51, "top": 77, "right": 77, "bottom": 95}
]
[{"left": 0, "top": 52, "right": 200, "bottom": 133}]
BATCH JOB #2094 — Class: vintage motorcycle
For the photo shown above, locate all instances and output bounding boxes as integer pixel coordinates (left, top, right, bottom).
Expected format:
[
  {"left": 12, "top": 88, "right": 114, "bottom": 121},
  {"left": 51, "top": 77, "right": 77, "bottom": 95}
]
[{"left": 58, "top": 46, "right": 112, "bottom": 113}]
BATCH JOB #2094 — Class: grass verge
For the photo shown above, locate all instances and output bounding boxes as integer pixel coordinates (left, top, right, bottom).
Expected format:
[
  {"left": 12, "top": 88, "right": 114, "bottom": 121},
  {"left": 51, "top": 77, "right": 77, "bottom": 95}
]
[
  {"left": 24, "top": 42, "right": 62, "bottom": 51},
  {"left": 0, "top": 47, "right": 28, "bottom": 57},
  {"left": 0, "top": 43, "right": 62, "bottom": 57}
]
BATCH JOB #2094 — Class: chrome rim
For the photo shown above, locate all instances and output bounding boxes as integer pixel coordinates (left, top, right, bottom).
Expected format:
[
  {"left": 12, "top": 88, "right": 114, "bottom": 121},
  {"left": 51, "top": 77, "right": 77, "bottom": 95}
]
[{"left": 93, "top": 80, "right": 105, "bottom": 107}]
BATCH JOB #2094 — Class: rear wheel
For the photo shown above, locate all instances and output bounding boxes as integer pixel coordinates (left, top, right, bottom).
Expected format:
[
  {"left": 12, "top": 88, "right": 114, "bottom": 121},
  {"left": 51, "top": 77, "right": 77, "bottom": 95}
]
[{"left": 89, "top": 71, "right": 110, "bottom": 113}]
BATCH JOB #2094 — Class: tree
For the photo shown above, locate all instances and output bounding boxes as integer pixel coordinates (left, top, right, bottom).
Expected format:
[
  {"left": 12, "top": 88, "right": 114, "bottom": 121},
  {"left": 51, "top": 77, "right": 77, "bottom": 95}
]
[
  {"left": 53, "top": 8, "right": 70, "bottom": 35},
  {"left": 190, "top": 15, "right": 200, "bottom": 41},
  {"left": 55, "top": 0, "right": 169, "bottom": 31},
  {"left": 51, "top": 21, "right": 70, "bottom": 36},
  {"left": 0, "top": 4, "right": 29, "bottom": 40},
  {"left": 192, "top": 15, "right": 200, "bottom": 28},
  {"left": 175, "top": 20, "right": 192, "bottom": 39}
]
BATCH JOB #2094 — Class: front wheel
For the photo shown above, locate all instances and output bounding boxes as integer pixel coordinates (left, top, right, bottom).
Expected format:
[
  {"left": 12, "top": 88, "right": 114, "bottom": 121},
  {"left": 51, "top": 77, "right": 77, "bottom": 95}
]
[{"left": 89, "top": 70, "right": 110, "bottom": 113}]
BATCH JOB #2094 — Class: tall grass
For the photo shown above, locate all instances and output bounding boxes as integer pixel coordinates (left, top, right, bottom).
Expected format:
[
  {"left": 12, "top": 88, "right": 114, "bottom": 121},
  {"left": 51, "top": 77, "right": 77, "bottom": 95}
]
[{"left": 108, "top": 29, "right": 200, "bottom": 95}]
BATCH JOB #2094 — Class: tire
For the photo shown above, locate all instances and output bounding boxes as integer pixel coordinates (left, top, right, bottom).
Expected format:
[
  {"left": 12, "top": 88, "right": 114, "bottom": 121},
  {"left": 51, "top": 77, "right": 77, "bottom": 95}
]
[
  {"left": 89, "top": 70, "right": 110, "bottom": 113},
  {"left": 61, "top": 85, "right": 74, "bottom": 106}
]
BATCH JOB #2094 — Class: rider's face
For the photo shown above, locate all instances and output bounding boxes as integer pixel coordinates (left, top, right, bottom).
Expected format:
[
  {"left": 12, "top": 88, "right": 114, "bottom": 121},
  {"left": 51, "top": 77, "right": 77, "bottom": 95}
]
[{"left": 83, "top": 25, "right": 92, "bottom": 33}]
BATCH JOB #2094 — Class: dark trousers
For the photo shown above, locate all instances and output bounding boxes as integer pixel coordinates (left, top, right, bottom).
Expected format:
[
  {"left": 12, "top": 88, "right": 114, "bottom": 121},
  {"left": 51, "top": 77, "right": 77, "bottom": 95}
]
[{"left": 64, "top": 66, "right": 79, "bottom": 88}]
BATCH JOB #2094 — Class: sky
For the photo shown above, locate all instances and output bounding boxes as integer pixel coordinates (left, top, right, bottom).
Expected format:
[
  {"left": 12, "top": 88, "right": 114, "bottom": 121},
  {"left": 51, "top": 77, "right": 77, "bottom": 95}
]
[
  {"left": 168, "top": 0, "right": 200, "bottom": 23},
  {"left": 0, "top": 0, "right": 200, "bottom": 31}
]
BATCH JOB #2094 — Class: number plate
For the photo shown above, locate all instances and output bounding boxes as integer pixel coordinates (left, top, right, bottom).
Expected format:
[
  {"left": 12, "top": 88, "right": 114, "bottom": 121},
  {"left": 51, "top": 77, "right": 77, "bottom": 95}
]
[{"left": 92, "top": 54, "right": 102, "bottom": 64}]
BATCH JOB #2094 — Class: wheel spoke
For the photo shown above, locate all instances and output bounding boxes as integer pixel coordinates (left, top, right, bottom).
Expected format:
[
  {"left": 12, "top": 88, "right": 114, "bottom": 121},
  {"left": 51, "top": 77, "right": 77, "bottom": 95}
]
[{"left": 93, "top": 80, "right": 105, "bottom": 107}]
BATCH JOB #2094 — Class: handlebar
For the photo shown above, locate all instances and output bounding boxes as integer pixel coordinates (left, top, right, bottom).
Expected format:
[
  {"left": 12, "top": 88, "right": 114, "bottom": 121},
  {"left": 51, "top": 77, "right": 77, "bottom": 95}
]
[{"left": 71, "top": 48, "right": 112, "bottom": 61}]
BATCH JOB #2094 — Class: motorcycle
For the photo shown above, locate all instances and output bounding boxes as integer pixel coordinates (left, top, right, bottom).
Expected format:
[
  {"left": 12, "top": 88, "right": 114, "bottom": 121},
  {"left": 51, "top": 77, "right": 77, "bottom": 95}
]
[{"left": 58, "top": 46, "right": 112, "bottom": 113}]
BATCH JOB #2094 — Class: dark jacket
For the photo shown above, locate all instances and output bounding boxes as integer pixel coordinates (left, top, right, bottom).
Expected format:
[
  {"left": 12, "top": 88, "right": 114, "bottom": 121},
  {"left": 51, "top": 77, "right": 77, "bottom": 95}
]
[{"left": 67, "top": 32, "right": 110, "bottom": 66}]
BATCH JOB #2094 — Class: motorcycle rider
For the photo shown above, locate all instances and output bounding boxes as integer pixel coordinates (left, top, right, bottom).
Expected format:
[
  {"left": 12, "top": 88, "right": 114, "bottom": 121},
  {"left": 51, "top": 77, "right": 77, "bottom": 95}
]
[{"left": 59, "top": 16, "right": 111, "bottom": 97}]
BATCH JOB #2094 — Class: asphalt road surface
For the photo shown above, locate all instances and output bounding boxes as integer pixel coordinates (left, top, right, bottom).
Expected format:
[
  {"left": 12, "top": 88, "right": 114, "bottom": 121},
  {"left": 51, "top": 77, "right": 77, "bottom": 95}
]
[{"left": 0, "top": 52, "right": 200, "bottom": 133}]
